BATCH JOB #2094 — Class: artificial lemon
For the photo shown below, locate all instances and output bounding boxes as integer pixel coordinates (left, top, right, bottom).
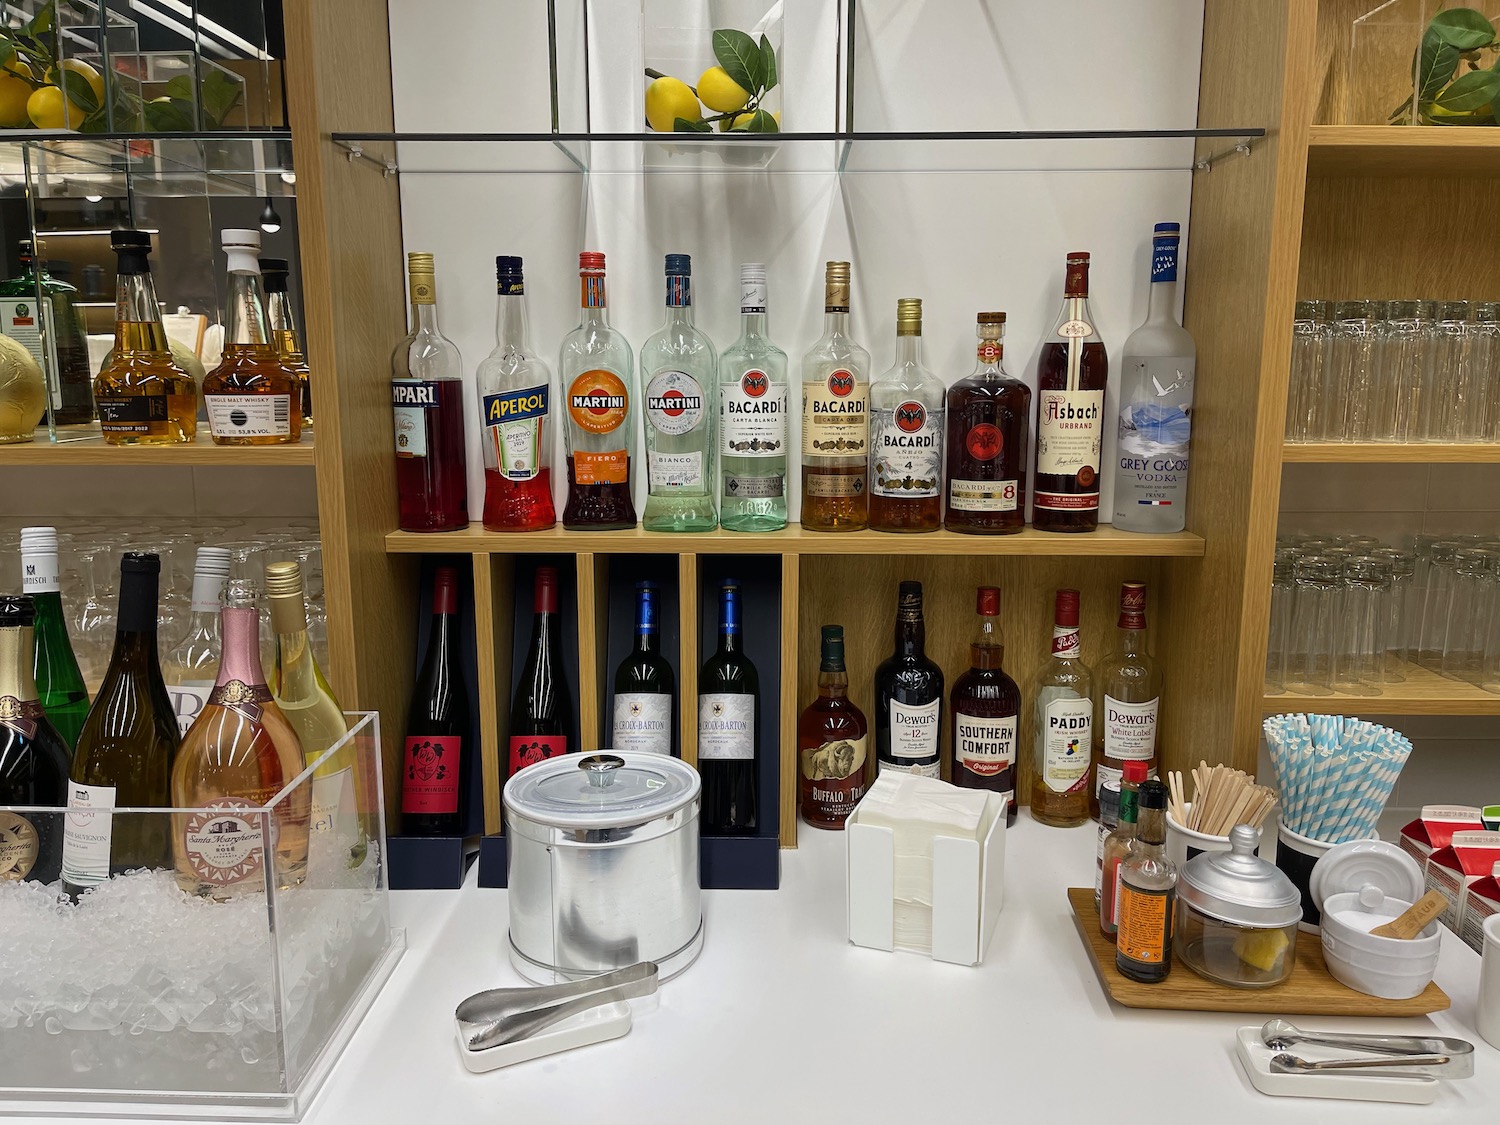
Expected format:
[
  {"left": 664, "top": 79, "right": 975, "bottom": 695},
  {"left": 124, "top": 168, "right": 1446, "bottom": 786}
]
[
  {"left": 27, "top": 85, "right": 76, "bottom": 130},
  {"left": 47, "top": 58, "right": 104, "bottom": 111},
  {"left": 0, "top": 74, "right": 33, "bottom": 128},
  {"left": 723, "top": 108, "right": 780, "bottom": 131},
  {"left": 644, "top": 75, "right": 700, "bottom": 132},
  {"left": 697, "top": 66, "right": 749, "bottom": 114}
]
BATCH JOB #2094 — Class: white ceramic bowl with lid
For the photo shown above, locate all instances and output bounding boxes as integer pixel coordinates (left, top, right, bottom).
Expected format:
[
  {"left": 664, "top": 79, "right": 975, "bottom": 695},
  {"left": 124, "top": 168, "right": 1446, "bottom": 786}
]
[{"left": 1312, "top": 840, "right": 1437, "bottom": 1000}]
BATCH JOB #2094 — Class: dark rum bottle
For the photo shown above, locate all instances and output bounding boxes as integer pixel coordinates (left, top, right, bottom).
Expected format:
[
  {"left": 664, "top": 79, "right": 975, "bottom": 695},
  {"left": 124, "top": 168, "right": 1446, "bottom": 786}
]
[
  {"left": 798, "top": 624, "right": 869, "bottom": 829},
  {"left": 949, "top": 586, "right": 1021, "bottom": 826},
  {"left": 874, "top": 581, "right": 943, "bottom": 778},
  {"left": 1034, "top": 252, "right": 1107, "bottom": 532},
  {"left": 945, "top": 312, "right": 1030, "bottom": 534}
]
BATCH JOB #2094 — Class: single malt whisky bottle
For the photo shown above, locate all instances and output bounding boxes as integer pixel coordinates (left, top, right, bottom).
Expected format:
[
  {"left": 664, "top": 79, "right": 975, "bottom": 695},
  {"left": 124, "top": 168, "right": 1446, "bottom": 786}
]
[
  {"left": 611, "top": 581, "right": 675, "bottom": 756},
  {"left": 560, "top": 252, "right": 636, "bottom": 530},
  {"left": 1115, "top": 779, "right": 1177, "bottom": 984},
  {"left": 949, "top": 586, "right": 1021, "bottom": 826},
  {"left": 401, "top": 567, "right": 470, "bottom": 835},
  {"left": 202, "top": 229, "right": 302, "bottom": 446},
  {"left": 161, "top": 545, "right": 232, "bottom": 736},
  {"left": 640, "top": 254, "right": 717, "bottom": 531},
  {"left": 477, "top": 256, "right": 556, "bottom": 532},
  {"left": 171, "top": 579, "right": 311, "bottom": 898},
  {"left": 1092, "top": 581, "right": 1162, "bottom": 819},
  {"left": 1030, "top": 588, "right": 1093, "bottom": 827},
  {"left": 19, "top": 526, "right": 88, "bottom": 750},
  {"left": 800, "top": 261, "right": 870, "bottom": 531},
  {"left": 719, "top": 263, "right": 789, "bottom": 532},
  {"left": 699, "top": 579, "right": 759, "bottom": 835},
  {"left": 94, "top": 230, "right": 197, "bottom": 445},
  {"left": 1034, "top": 252, "right": 1107, "bottom": 532},
  {"left": 1113, "top": 223, "right": 1197, "bottom": 533},
  {"left": 392, "top": 252, "right": 469, "bottom": 532},
  {"left": 260, "top": 257, "right": 313, "bottom": 427},
  {"left": 869, "top": 299, "right": 944, "bottom": 532},
  {"left": 508, "top": 566, "right": 573, "bottom": 776},
  {"left": 945, "top": 312, "right": 1031, "bottom": 534},
  {"left": 799, "top": 624, "right": 869, "bottom": 830},
  {"left": 874, "top": 581, "right": 943, "bottom": 778},
  {"left": 0, "top": 239, "right": 94, "bottom": 425}
]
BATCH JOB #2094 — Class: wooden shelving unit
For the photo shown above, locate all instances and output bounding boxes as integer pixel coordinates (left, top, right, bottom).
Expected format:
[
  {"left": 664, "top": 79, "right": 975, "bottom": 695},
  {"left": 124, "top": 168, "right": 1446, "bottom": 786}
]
[
  {"left": 1282, "top": 442, "right": 1500, "bottom": 464},
  {"left": 0, "top": 429, "right": 315, "bottom": 466},
  {"left": 1306, "top": 124, "right": 1500, "bottom": 177},
  {"left": 1265, "top": 662, "right": 1500, "bottom": 717}
]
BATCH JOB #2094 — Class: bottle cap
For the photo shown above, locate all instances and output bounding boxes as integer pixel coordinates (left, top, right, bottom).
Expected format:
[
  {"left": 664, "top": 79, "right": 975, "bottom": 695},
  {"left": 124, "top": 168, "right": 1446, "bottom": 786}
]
[
  {"left": 260, "top": 258, "right": 290, "bottom": 293},
  {"left": 579, "top": 251, "right": 605, "bottom": 272},
  {"left": 120, "top": 551, "right": 160, "bottom": 575},
  {"left": 17, "top": 238, "right": 45, "bottom": 259},
  {"left": 533, "top": 566, "right": 557, "bottom": 614},
  {"left": 221, "top": 228, "right": 262, "bottom": 252},
  {"left": 1123, "top": 760, "right": 1149, "bottom": 783},
  {"left": 721, "top": 577, "right": 740, "bottom": 592},
  {"left": 223, "top": 577, "right": 258, "bottom": 609},
  {"left": 1054, "top": 588, "right": 1080, "bottom": 628},
  {"left": 665, "top": 253, "right": 691, "bottom": 276},
  {"left": 825, "top": 261, "right": 850, "bottom": 284},
  {"left": 111, "top": 229, "right": 152, "bottom": 251},
  {"left": 262, "top": 558, "right": 302, "bottom": 598},
  {"left": 1118, "top": 581, "right": 1147, "bottom": 630},
  {"left": 820, "top": 624, "right": 845, "bottom": 666},
  {"left": 897, "top": 580, "right": 922, "bottom": 611},
  {"left": 1154, "top": 222, "right": 1181, "bottom": 235},
  {"left": 896, "top": 297, "right": 922, "bottom": 335},
  {"left": 635, "top": 580, "right": 657, "bottom": 593},
  {"left": 432, "top": 565, "right": 460, "bottom": 615},
  {"left": 740, "top": 263, "right": 766, "bottom": 285},
  {"left": 0, "top": 595, "right": 35, "bottom": 627},
  {"left": 1067, "top": 251, "right": 1090, "bottom": 264},
  {"left": 977, "top": 311, "right": 1006, "bottom": 325},
  {"left": 1138, "top": 778, "right": 1168, "bottom": 810},
  {"left": 976, "top": 586, "right": 1000, "bottom": 616},
  {"left": 19, "top": 526, "right": 57, "bottom": 554}
]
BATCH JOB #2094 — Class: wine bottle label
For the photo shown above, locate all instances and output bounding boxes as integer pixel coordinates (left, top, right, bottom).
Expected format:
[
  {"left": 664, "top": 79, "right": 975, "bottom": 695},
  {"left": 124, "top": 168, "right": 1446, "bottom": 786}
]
[
  {"left": 209, "top": 679, "right": 272, "bottom": 723},
  {"left": 508, "top": 733, "right": 568, "bottom": 776},
  {"left": 1116, "top": 883, "right": 1172, "bottom": 966},
  {"left": 181, "top": 800, "right": 266, "bottom": 888},
  {"left": 482, "top": 384, "right": 549, "bottom": 482},
  {"left": 392, "top": 378, "right": 438, "bottom": 457},
  {"left": 20, "top": 549, "right": 58, "bottom": 593},
  {"left": 871, "top": 401, "right": 943, "bottom": 498},
  {"left": 61, "top": 781, "right": 116, "bottom": 889},
  {"left": 1103, "top": 695, "right": 1159, "bottom": 760},
  {"left": 804, "top": 471, "right": 864, "bottom": 497},
  {"left": 647, "top": 450, "right": 704, "bottom": 490},
  {"left": 0, "top": 811, "right": 40, "bottom": 881},
  {"left": 612, "top": 693, "right": 672, "bottom": 754},
  {"left": 311, "top": 766, "right": 359, "bottom": 842},
  {"left": 572, "top": 449, "right": 629, "bottom": 485},
  {"left": 949, "top": 478, "right": 1017, "bottom": 512},
  {"left": 1042, "top": 697, "right": 1091, "bottom": 794},
  {"left": 168, "top": 680, "right": 213, "bottom": 737},
  {"left": 800, "top": 734, "right": 868, "bottom": 820},
  {"left": 97, "top": 394, "right": 169, "bottom": 434},
  {"left": 887, "top": 697, "right": 940, "bottom": 763},
  {"left": 722, "top": 371, "right": 786, "bottom": 458},
  {"left": 206, "top": 394, "right": 292, "bottom": 439},
  {"left": 1035, "top": 388, "right": 1104, "bottom": 501},
  {"left": 568, "top": 369, "right": 630, "bottom": 435},
  {"left": 644, "top": 370, "right": 706, "bottom": 437},
  {"left": 724, "top": 472, "right": 783, "bottom": 499},
  {"left": 802, "top": 370, "right": 867, "bottom": 458},
  {"left": 698, "top": 693, "right": 755, "bottom": 760},
  {"left": 955, "top": 713, "right": 1017, "bottom": 778},
  {"left": 402, "top": 735, "right": 462, "bottom": 814}
]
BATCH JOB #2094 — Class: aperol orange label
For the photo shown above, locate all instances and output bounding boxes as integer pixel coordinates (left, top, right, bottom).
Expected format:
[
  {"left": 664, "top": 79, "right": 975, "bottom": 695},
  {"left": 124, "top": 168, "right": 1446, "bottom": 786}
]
[{"left": 568, "top": 369, "right": 629, "bottom": 435}]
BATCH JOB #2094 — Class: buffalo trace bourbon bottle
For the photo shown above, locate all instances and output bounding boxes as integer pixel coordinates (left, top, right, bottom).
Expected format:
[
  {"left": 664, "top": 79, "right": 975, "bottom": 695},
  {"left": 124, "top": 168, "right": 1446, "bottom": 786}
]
[
  {"left": 202, "top": 229, "right": 302, "bottom": 446},
  {"left": 869, "top": 298, "right": 944, "bottom": 532},
  {"left": 1034, "top": 252, "right": 1107, "bottom": 532},
  {"left": 949, "top": 587, "right": 1021, "bottom": 827},
  {"left": 477, "top": 256, "right": 556, "bottom": 532},
  {"left": 561, "top": 252, "right": 636, "bottom": 529},
  {"left": 1030, "top": 589, "right": 1093, "bottom": 827},
  {"left": 401, "top": 567, "right": 469, "bottom": 835},
  {"left": 161, "top": 545, "right": 232, "bottom": 736},
  {"left": 800, "top": 261, "right": 871, "bottom": 531},
  {"left": 699, "top": 579, "right": 758, "bottom": 834},
  {"left": 611, "top": 581, "right": 675, "bottom": 756},
  {"left": 874, "top": 581, "right": 943, "bottom": 778},
  {"left": 719, "top": 263, "right": 789, "bottom": 531},
  {"left": 798, "top": 624, "right": 869, "bottom": 830},
  {"left": 1092, "top": 581, "right": 1163, "bottom": 819},
  {"left": 18, "top": 526, "right": 88, "bottom": 750},
  {"left": 640, "top": 254, "right": 717, "bottom": 531},
  {"left": 392, "top": 252, "right": 469, "bottom": 532},
  {"left": 508, "top": 566, "right": 573, "bottom": 776},
  {"left": 945, "top": 312, "right": 1031, "bottom": 534},
  {"left": 1113, "top": 223, "right": 1197, "bottom": 533},
  {"left": 93, "top": 230, "right": 197, "bottom": 445}
]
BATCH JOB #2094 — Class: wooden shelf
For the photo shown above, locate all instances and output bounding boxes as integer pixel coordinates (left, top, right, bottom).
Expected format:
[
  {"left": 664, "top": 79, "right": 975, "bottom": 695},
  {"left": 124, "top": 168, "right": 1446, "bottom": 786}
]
[
  {"left": 385, "top": 524, "right": 1207, "bottom": 557},
  {"left": 1283, "top": 441, "right": 1500, "bottom": 463},
  {"left": 0, "top": 428, "right": 315, "bottom": 466},
  {"left": 1264, "top": 661, "right": 1500, "bottom": 716},
  {"left": 1307, "top": 125, "right": 1500, "bottom": 177}
]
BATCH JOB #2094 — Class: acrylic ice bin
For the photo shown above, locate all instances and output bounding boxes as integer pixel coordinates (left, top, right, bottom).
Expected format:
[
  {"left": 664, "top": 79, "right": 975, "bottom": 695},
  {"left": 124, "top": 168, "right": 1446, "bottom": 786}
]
[{"left": 0, "top": 711, "right": 405, "bottom": 1122}]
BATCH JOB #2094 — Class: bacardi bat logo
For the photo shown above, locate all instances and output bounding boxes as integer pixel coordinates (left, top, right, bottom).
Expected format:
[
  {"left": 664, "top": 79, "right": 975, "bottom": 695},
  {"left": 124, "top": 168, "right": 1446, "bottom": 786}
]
[
  {"left": 895, "top": 400, "right": 926, "bottom": 433},
  {"left": 741, "top": 370, "right": 769, "bottom": 398},
  {"left": 966, "top": 422, "right": 1001, "bottom": 461},
  {"left": 827, "top": 369, "right": 855, "bottom": 397}
]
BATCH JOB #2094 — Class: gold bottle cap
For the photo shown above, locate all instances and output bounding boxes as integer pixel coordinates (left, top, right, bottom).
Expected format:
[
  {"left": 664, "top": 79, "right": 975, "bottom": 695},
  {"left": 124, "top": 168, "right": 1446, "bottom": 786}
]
[
  {"left": 896, "top": 297, "right": 922, "bottom": 336},
  {"left": 407, "top": 252, "right": 436, "bottom": 305},
  {"left": 977, "top": 311, "right": 1006, "bottom": 325},
  {"left": 263, "top": 561, "right": 306, "bottom": 633},
  {"left": 824, "top": 261, "right": 850, "bottom": 312}
]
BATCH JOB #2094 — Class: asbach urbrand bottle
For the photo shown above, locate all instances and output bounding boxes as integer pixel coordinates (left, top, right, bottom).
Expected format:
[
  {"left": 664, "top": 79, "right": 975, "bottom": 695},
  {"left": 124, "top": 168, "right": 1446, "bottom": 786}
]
[
  {"left": 0, "top": 595, "right": 72, "bottom": 884},
  {"left": 874, "top": 581, "right": 944, "bottom": 778},
  {"left": 260, "top": 257, "right": 313, "bottom": 427},
  {"left": 945, "top": 312, "right": 1031, "bottom": 534},
  {"left": 800, "top": 261, "right": 871, "bottom": 531},
  {"left": 1092, "top": 581, "right": 1163, "bottom": 820},
  {"left": 161, "top": 545, "right": 232, "bottom": 736},
  {"left": 1030, "top": 588, "right": 1093, "bottom": 828},
  {"left": 719, "top": 263, "right": 789, "bottom": 532},
  {"left": 798, "top": 624, "right": 869, "bottom": 829},
  {"left": 401, "top": 567, "right": 470, "bottom": 835},
  {"left": 477, "top": 256, "right": 556, "bottom": 532},
  {"left": 18, "top": 526, "right": 88, "bottom": 750},
  {"left": 392, "top": 252, "right": 469, "bottom": 532},
  {"left": 611, "top": 581, "right": 675, "bottom": 756},
  {"left": 699, "top": 579, "right": 759, "bottom": 834},
  {"left": 560, "top": 252, "right": 637, "bottom": 530},
  {"left": 949, "top": 586, "right": 1022, "bottom": 826},
  {"left": 0, "top": 238, "right": 94, "bottom": 425},
  {"left": 62, "top": 553, "right": 178, "bottom": 897},
  {"left": 508, "top": 566, "right": 573, "bottom": 776},
  {"left": 1034, "top": 251, "right": 1107, "bottom": 532}
]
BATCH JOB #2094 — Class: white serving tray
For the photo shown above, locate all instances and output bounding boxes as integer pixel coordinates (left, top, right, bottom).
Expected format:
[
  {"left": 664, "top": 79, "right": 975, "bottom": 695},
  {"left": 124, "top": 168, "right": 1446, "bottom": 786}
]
[{"left": 1234, "top": 1026, "right": 1439, "bottom": 1105}]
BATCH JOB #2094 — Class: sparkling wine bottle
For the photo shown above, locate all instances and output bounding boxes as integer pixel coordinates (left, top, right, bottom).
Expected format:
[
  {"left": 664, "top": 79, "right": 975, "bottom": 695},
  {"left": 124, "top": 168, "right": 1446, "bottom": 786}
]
[
  {"left": 611, "top": 581, "right": 675, "bottom": 756},
  {"left": 699, "top": 579, "right": 758, "bottom": 835},
  {"left": 0, "top": 595, "right": 71, "bottom": 884},
  {"left": 508, "top": 566, "right": 572, "bottom": 776},
  {"left": 161, "top": 546, "right": 232, "bottom": 737},
  {"left": 171, "top": 579, "right": 311, "bottom": 898},
  {"left": 401, "top": 567, "right": 470, "bottom": 835},
  {"left": 19, "top": 526, "right": 88, "bottom": 750}
]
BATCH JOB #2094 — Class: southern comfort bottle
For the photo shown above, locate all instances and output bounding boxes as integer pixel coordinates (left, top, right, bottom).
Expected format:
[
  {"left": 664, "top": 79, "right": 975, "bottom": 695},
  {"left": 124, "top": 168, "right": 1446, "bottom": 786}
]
[
  {"left": 800, "top": 261, "right": 870, "bottom": 531},
  {"left": 1034, "top": 252, "right": 1107, "bottom": 532}
]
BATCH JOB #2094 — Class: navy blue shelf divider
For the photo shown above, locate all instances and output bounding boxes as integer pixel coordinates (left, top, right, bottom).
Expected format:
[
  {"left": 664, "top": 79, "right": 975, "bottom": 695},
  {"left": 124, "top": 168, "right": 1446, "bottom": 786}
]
[
  {"left": 477, "top": 832, "right": 779, "bottom": 891},
  {"left": 477, "top": 833, "right": 509, "bottom": 887},
  {"left": 388, "top": 835, "right": 477, "bottom": 890}
]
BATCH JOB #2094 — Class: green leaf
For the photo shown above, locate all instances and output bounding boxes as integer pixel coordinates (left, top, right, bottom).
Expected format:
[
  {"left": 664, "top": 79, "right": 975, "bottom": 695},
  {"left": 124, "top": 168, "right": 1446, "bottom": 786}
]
[
  {"left": 162, "top": 74, "right": 194, "bottom": 100},
  {"left": 1433, "top": 66, "right": 1500, "bottom": 110},
  {"left": 759, "top": 34, "right": 777, "bottom": 94},
  {"left": 672, "top": 116, "right": 711, "bottom": 132},
  {"left": 732, "top": 108, "right": 779, "bottom": 133},
  {"left": 713, "top": 28, "right": 763, "bottom": 95},
  {"left": 26, "top": 2, "right": 54, "bottom": 40},
  {"left": 1430, "top": 7, "right": 1496, "bottom": 49},
  {"left": 57, "top": 67, "right": 98, "bottom": 113},
  {"left": 1418, "top": 30, "right": 1461, "bottom": 103},
  {"left": 143, "top": 96, "right": 195, "bottom": 132},
  {"left": 199, "top": 67, "right": 242, "bottom": 126}
]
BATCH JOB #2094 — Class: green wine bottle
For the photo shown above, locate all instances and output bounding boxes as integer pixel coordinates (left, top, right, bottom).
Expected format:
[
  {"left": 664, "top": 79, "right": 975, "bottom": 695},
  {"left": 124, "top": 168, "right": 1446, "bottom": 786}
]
[{"left": 19, "top": 526, "right": 88, "bottom": 751}]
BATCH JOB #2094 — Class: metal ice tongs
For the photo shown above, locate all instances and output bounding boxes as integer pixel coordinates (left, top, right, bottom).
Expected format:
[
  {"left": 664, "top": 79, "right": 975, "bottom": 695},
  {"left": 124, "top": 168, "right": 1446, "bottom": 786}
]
[{"left": 455, "top": 961, "right": 659, "bottom": 1054}]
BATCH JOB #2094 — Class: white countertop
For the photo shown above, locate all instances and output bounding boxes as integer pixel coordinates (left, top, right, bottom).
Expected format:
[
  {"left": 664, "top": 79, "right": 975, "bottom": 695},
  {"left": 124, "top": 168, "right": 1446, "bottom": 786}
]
[{"left": 19, "top": 814, "right": 1500, "bottom": 1123}]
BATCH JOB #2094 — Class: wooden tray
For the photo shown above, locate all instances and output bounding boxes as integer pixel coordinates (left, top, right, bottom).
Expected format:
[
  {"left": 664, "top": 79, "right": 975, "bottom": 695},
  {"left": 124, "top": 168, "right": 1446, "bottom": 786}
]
[{"left": 1066, "top": 888, "right": 1450, "bottom": 1016}]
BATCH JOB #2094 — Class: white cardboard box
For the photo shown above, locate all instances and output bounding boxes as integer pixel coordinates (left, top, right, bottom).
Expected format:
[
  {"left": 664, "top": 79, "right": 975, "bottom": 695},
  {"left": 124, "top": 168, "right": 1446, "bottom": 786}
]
[{"left": 845, "top": 789, "right": 1006, "bottom": 966}]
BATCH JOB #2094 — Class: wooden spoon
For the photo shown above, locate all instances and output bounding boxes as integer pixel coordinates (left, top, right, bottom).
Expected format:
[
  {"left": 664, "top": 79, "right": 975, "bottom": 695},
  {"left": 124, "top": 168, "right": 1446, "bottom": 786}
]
[{"left": 1369, "top": 890, "right": 1449, "bottom": 940}]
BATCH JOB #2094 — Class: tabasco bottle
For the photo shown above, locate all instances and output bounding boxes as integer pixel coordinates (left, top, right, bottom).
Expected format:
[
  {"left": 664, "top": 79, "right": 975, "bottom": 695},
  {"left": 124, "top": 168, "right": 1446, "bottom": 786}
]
[{"left": 1033, "top": 252, "right": 1107, "bottom": 532}]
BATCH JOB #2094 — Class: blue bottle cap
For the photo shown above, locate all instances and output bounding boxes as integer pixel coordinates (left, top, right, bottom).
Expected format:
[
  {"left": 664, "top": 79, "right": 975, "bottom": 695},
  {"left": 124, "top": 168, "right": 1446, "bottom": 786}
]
[
  {"left": 635, "top": 580, "right": 657, "bottom": 592},
  {"left": 665, "top": 253, "right": 691, "bottom": 276},
  {"left": 496, "top": 254, "right": 523, "bottom": 278},
  {"left": 1153, "top": 222, "right": 1180, "bottom": 236}
]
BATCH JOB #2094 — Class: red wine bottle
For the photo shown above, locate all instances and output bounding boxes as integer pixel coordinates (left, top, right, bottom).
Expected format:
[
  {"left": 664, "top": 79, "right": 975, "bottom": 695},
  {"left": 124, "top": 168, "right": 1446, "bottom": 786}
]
[
  {"left": 699, "top": 579, "right": 759, "bottom": 834},
  {"left": 508, "top": 566, "right": 573, "bottom": 777},
  {"left": 400, "top": 567, "right": 469, "bottom": 835}
]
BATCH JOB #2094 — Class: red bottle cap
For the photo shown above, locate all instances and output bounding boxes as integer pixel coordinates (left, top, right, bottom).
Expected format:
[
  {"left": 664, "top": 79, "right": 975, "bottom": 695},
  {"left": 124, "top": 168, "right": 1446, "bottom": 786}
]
[
  {"left": 579, "top": 251, "right": 605, "bottom": 272},
  {"left": 1123, "top": 760, "right": 1149, "bottom": 783},
  {"left": 433, "top": 566, "right": 458, "bottom": 615},
  {"left": 535, "top": 566, "right": 559, "bottom": 614},
  {"left": 1118, "top": 581, "right": 1147, "bottom": 630},
  {"left": 976, "top": 586, "right": 1000, "bottom": 616},
  {"left": 1054, "top": 588, "right": 1080, "bottom": 628}
]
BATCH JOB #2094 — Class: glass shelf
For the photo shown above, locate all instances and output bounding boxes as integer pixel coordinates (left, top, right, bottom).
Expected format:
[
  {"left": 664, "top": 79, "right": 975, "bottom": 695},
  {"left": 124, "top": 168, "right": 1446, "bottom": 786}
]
[
  {"left": 331, "top": 128, "right": 1264, "bottom": 176},
  {"left": 0, "top": 130, "right": 294, "bottom": 198}
]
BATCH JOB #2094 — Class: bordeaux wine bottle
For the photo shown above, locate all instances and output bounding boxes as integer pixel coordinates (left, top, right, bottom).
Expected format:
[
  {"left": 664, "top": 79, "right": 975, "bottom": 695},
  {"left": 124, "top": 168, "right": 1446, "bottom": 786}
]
[
  {"left": 401, "top": 566, "right": 470, "bottom": 835},
  {"left": 798, "top": 624, "right": 868, "bottom": 829},
  {"left": 699, "top": 579, "right": 758, "bottom": 834},
  {"left": 874, "top": 580, "right": 943, "bottom": 778},
  {"left": 63, "top": 552, "right": 178, "bottom": 896},
  {"left": 0, "top": 595, "right": 71, "bottom": 884},
  {"left": 949, "top": 586, "right": 1022, "bottom": 826},
  {"left": 611, "top": 581, "right": 675, "bottom": 755},
  {"left": 508, "top": 566, "right": 573, "bottom": 776},
  {"left": 19, "top": 525, "right": 88, "bottom": 750}
]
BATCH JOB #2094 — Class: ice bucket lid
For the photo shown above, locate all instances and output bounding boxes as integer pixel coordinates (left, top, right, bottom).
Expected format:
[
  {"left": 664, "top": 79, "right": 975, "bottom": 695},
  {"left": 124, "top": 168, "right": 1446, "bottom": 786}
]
[{"left": 504, "top": 751, "right": 700, "bottom": 830}]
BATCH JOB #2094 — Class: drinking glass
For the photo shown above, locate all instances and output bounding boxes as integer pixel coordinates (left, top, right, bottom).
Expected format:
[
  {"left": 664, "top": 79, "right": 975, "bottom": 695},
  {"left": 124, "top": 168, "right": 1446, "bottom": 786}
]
[
  {"left": 1442, "top": 547, "right": 1497, "bottom": 682},
  {"left": 1375, "top": 300, "right": 1428, "bottom": 443},
  {"left": 1328, "top": 300, "right": 1381, "bottom": 442},
  {"left": 1373, "top": 546, "right": 1415, "bottom": 680},
  {"left": 1415, "top": 539, "right": 1462, "bottom": 670},
  {"left": 1481, "top": 568, "right": 1500, "bottom": 695},
  {"left": 1287, "top": 300, "right": 1331, "bottom": 443},
  {"left": 1334, "top": 555, "right": 1391, "bottom": 694},
  {"left": 1287, "top": 555, "right": 1343, "bottom": 695},
  {"left": 1422, "top": 301, "right": 1471, "bottom": 442},
  {"left": 1464, "top": 303, "right": 1500, "bottom": 443},
  {"left": 1267, "top": 555, "right": 1294, "bottom": 692}
]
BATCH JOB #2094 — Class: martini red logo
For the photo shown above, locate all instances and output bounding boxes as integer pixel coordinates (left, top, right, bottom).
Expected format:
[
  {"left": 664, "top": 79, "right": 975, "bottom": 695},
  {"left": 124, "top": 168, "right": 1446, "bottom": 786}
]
[
  {"left": 967, "top": 422, "right": 1002, "bottom": 461},
  {"left": 895, "top": 400, "right": 926, "bottom": 433},
  {"left": 827, "top": 369, "right": 855, "bottom": 397},
  {"left": 648, "top": 389, "right": 702, "bottom": 417},
  {"left": 741, "top": 370, "right": 769, "bottom": 398},
  {"left": 568, "top": 369, "right": 629, "bottom": 434}
]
